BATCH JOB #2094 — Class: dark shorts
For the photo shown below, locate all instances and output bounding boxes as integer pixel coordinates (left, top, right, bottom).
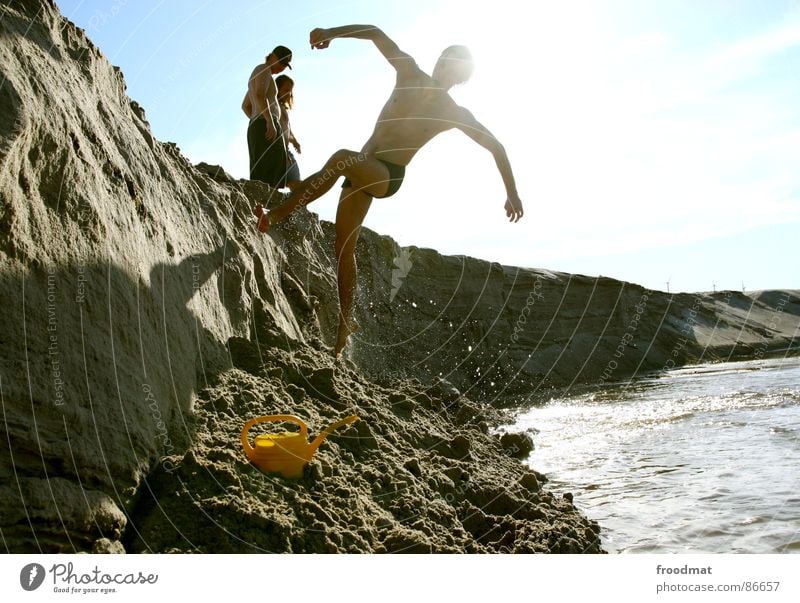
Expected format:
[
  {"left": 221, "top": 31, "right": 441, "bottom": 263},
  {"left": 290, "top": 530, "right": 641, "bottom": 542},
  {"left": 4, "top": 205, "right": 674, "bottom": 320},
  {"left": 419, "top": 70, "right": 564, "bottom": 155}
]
[
  {"left": 247, "top": 115, "right": 288, "bottom": 188},
  {"left": 286, "top": 150, "right": 301, "bottom": 182},
  {"left": 342, "top": 159, "right": 405, "bottom": 199}
]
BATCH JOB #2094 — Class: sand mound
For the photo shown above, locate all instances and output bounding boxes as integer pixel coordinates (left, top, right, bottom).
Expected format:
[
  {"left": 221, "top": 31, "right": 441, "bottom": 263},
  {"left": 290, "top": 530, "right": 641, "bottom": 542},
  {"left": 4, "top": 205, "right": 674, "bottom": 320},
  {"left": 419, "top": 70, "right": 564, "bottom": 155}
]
[{"left": 128, "top": 342, "right": 600, "bottom": 553}]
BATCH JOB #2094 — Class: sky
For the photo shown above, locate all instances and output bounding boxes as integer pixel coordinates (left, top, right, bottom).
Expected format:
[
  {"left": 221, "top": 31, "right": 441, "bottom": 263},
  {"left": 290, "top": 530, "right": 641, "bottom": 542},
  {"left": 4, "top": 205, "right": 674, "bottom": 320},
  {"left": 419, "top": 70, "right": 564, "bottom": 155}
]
[{"left": 55, "top": 0, "right": 799, "bottom": 294}]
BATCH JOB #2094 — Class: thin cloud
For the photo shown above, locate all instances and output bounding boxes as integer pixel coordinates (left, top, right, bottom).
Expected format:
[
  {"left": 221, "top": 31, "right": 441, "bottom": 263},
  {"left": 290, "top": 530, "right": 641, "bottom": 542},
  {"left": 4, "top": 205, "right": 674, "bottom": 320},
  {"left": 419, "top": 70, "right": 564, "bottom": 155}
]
[{"left": 709, "top": 19, "right": 800, "bottom": 67}]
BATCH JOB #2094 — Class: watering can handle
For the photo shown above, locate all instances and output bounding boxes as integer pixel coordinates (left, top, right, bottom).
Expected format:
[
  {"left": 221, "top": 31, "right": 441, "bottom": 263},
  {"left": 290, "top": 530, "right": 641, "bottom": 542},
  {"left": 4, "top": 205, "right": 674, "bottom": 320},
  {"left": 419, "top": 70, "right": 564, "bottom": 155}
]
[{"left": 240, "top": 415, "right": 309, "bottom": 456}]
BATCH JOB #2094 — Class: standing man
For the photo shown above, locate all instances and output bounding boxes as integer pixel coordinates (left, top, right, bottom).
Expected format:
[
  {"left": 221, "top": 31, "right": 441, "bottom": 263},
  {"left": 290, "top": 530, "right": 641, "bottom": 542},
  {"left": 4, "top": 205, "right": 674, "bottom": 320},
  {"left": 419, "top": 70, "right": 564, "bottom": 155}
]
[
  {"left": 255, "top": 26, "right": 524, "bottom": 357},
  {"left": 242, "top": 45, "right": 293, "bottom": 187}
]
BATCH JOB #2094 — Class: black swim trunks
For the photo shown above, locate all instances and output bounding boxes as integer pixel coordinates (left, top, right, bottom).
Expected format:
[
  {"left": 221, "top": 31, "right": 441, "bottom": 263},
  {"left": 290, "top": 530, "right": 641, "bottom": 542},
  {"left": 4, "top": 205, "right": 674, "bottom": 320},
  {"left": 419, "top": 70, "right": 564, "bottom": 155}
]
[
  {"left": 286, "top": 149, "right": 301, "bottom": 183},
  {"left": 342, "top": 159, "right": 405, "bottom": 199},
  {"left": 247, "top": 115, "right": 288, "bottom": 188}
]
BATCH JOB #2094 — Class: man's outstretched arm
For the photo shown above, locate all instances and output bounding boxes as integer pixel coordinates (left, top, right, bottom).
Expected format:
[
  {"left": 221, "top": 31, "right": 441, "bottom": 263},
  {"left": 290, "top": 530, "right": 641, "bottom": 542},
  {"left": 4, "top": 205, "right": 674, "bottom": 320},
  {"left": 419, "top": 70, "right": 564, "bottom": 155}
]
[
  {"left": 455, "top": 108, "right": 524, "bottom": 222},
  {"left": 310, "top": 25, "right": 417, "bottom": 74}
]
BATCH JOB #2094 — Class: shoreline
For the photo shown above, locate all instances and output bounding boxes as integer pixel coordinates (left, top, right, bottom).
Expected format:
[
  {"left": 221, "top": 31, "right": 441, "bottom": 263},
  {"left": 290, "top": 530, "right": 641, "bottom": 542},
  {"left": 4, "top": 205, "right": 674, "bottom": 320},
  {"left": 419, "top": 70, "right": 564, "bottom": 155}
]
[{"left": 509, "top": 356, "right": 800, "bottom": 554}]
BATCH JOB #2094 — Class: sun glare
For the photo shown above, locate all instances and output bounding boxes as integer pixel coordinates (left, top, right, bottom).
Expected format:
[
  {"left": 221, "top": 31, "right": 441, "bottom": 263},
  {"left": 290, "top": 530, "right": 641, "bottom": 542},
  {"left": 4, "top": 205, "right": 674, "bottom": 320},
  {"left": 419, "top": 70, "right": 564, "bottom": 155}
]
[{"left": 364, "top": 1, "right": 624, "bottom": 260}]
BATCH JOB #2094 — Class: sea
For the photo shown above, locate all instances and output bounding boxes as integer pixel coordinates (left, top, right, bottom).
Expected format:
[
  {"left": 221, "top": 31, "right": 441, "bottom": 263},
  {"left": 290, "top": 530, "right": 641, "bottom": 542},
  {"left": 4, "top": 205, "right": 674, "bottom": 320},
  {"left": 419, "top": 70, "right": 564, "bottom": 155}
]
[{"left": 510, "top": 357, "right": 800, "bottom": 553}]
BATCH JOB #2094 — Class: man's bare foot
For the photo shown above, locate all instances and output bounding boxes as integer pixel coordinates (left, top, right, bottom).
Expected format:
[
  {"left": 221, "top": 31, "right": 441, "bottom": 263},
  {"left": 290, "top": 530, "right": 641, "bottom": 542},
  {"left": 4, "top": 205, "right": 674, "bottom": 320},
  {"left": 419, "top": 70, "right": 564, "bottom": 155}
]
[
  {"left": 334, "top": 319, "right": 359, "bottom": 358},
  {"left": 254, "top": 204, "right": 270, "bottom": 233}
]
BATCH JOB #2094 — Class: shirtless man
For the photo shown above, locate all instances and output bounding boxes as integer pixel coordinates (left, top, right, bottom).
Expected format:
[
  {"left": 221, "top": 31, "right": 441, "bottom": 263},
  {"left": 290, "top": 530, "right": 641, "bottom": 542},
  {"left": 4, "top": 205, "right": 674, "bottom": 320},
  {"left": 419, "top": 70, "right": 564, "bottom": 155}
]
[
  {"left": 255, "top": 25, "right": 524, "bottom": 356},
  {"left": 242, "top": 45, "right": 292, "bottom": 187}
]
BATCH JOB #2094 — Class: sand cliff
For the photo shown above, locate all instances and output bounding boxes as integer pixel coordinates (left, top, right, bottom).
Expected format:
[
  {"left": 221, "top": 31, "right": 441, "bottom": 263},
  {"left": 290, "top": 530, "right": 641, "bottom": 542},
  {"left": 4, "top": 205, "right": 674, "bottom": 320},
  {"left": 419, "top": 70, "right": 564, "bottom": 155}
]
[{"left": 0, "top": 0, "right": 796, "bottom": 553}]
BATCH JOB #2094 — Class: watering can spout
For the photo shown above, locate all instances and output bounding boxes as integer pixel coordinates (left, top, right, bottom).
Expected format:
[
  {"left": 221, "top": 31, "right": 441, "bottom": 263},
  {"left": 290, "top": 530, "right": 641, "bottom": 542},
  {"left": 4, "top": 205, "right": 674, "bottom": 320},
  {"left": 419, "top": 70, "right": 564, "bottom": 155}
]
[{"left": 309, "top": 415, "right": 359, "bottom": 454}]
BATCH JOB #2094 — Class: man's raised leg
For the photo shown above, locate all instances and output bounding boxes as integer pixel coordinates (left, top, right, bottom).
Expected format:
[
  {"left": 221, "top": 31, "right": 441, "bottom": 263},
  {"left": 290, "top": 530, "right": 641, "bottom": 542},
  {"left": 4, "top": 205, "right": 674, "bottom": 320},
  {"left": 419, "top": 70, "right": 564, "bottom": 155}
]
[
  {"left": 259, "top": 165, "right": 338, "bottom": 230},
  {"left": 257, "top": 149, "right": 352, "bottom": 231},
  {"left": 256, "top": 149, "right": 391, "bottom": 233}
]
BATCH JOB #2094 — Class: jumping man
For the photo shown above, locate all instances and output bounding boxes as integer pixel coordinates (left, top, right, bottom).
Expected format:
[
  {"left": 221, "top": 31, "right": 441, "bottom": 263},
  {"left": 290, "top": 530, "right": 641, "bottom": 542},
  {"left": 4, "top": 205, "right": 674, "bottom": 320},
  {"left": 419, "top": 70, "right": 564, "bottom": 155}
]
[{"left": 255, "top": 25, "right": 524, "bottom": 356}]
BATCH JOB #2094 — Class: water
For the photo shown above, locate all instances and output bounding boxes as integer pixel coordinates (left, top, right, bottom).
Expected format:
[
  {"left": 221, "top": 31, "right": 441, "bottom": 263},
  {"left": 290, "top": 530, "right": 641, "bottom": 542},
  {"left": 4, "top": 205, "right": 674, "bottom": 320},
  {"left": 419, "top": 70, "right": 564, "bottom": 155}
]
[{"left": 510, "top": 357, "right": 800, "bottom": 553}]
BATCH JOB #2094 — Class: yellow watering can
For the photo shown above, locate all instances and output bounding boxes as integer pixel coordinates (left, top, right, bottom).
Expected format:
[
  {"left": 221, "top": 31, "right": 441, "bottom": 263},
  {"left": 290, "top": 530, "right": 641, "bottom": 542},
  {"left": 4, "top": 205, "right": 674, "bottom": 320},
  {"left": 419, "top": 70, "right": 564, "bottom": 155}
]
[{"left": 241, "top": 414, "right": 359, "bottom": 479}]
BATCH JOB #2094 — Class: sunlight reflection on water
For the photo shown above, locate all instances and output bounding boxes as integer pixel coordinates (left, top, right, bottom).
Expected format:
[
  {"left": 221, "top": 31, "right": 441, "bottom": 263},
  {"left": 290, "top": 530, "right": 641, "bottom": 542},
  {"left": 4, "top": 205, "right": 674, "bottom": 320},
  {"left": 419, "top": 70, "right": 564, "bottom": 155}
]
[{"left": 510, "top": 358, "right": 800, "bottom": 553}]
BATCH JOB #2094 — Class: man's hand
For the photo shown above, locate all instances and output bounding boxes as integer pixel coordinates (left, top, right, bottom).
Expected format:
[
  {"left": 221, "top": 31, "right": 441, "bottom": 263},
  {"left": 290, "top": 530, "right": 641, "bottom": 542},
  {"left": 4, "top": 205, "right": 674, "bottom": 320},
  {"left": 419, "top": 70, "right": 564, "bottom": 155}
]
[
  {"left": 292, "top": 140, "right": 302, "bottom": 154},
  {"left": 310, "top": 28, "right": 331, "bottom": 49},
  {"left": 505, "top": 196, "right": 523, "bottom": 222}
]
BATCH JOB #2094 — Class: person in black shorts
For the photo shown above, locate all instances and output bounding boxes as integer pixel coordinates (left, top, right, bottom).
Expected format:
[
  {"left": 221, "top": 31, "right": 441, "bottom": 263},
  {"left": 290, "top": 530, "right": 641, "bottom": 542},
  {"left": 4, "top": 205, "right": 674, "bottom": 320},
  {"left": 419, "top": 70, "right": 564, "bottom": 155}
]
[
  {"left": 242, "top": 45, "right": 292, "bottom": 187},
  {"left": 255, "top": 26, "right": 523, "bottom": 357}
]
